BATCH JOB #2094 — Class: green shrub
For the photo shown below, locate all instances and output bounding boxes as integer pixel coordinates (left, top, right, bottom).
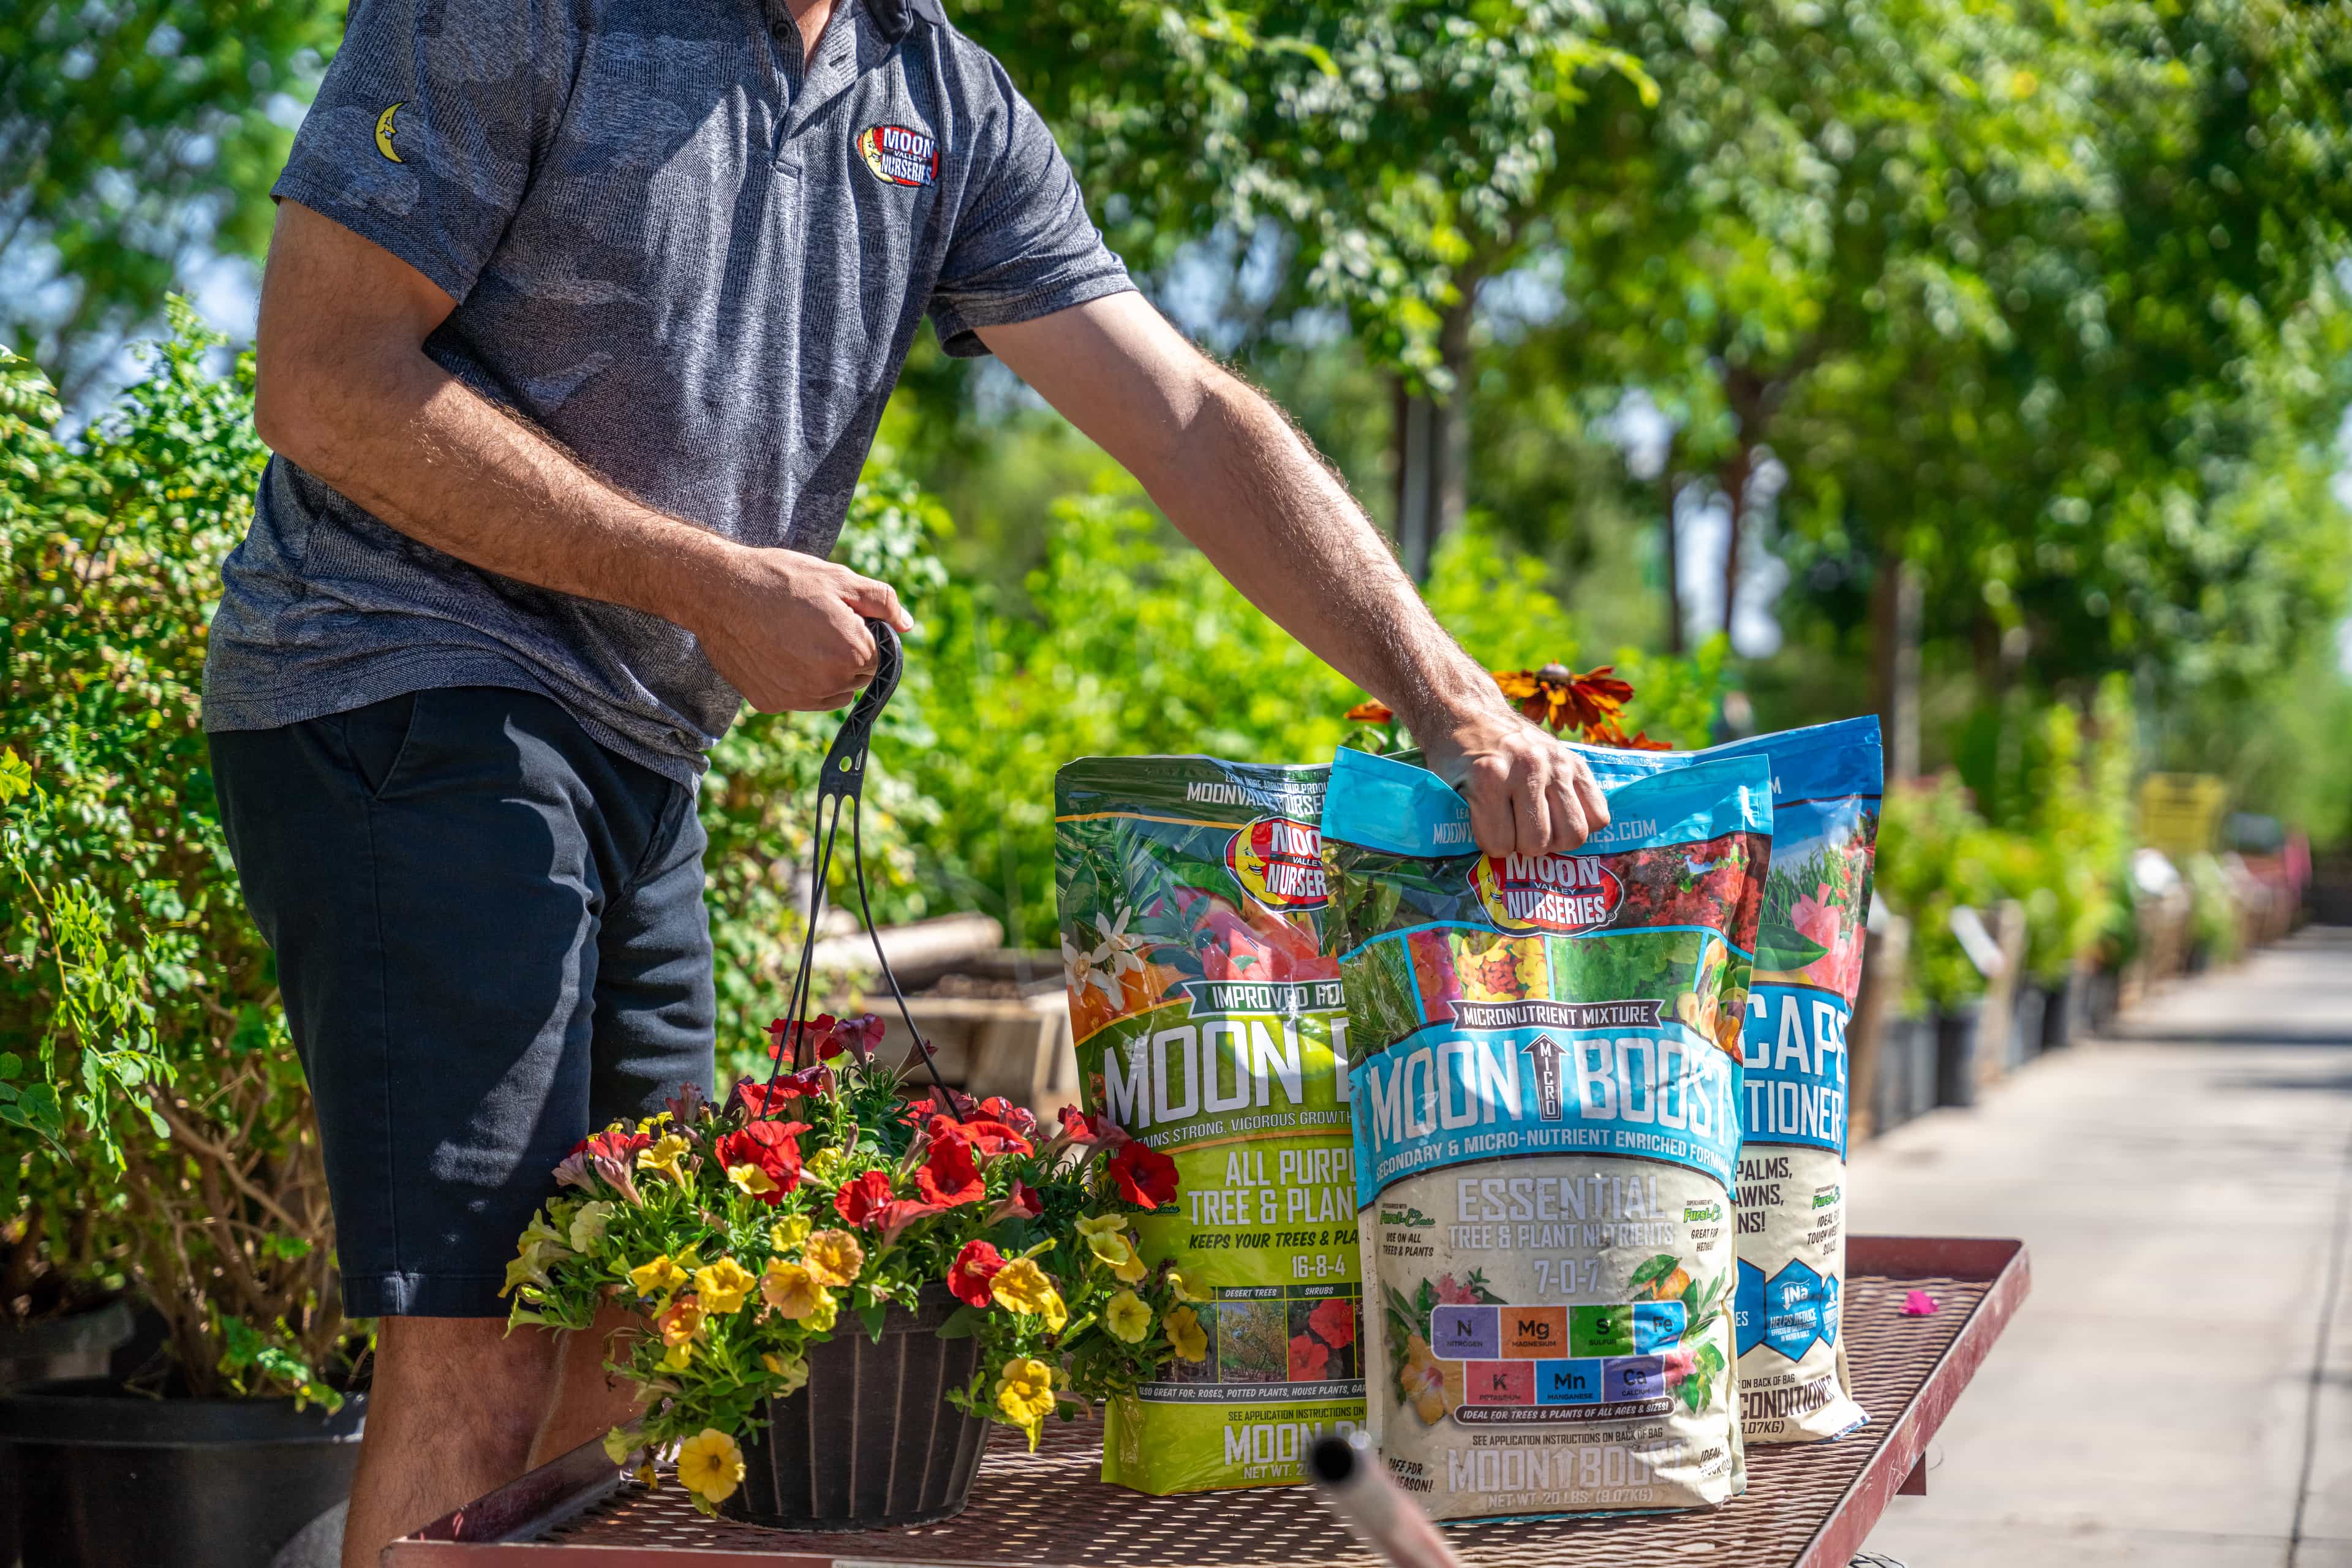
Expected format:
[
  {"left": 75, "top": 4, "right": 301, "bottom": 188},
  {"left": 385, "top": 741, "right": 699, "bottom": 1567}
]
[{"left": 1875, "top": 772, "right": 2001, "bottom": 1011}]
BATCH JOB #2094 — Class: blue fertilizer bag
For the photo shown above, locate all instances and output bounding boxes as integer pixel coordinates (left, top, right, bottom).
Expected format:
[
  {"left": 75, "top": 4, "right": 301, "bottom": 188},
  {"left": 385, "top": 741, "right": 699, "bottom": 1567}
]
[{"left": 1567, "top": 717, "right": 1882, "bottom": 1445}]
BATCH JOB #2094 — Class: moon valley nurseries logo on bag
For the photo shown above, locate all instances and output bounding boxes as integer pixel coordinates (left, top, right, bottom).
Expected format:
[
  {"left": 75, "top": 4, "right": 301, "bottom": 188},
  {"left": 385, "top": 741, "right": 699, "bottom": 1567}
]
[
  {"left": 856, "top": 123, "right": 938, "bottom": 187},
  {"left": 1226, "top": 817, "right": 1329, "bottom": 910},
  {"left": 1468, "top": 852, "right": 1623, "bottom": 935}
]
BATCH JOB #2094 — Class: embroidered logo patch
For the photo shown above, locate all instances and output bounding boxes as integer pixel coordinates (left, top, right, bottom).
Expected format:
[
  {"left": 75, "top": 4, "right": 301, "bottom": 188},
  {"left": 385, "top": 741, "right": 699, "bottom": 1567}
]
[
  {"left": 856, "top": 124, "right": 938, "bottom": 187},
  {"left": 374, "top": 102, "right": 405, "bottom": 163}
]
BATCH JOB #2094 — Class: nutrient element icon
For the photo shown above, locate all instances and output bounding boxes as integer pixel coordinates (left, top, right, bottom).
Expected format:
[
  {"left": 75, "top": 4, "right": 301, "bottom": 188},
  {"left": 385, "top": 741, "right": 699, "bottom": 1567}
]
[{"left": 1521, "top": 1033, "right": 1568, "bottom": 1120}]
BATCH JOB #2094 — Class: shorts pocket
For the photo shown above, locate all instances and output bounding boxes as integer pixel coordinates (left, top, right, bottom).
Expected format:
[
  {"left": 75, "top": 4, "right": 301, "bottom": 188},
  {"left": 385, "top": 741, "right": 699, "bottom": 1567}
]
[{"left": 339, "top": 690, "right": 423, "bottom": 801}]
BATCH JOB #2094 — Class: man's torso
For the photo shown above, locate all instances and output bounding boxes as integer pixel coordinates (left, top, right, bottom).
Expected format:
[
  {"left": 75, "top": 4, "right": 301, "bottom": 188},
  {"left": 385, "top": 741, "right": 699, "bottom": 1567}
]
[{"left": 205, "top": 0, "right": 1127, "bottom": 779}]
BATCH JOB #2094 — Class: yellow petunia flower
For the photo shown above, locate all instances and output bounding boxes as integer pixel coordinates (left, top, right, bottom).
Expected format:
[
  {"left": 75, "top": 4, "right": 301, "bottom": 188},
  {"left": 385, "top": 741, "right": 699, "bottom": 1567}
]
[
  {"left": 675, "top": 1429, "right": 746, "bottom": 1504},
  {"left": 1166, "top": 1267, "right": 1205, "bottom": 1303},
  {"left": 1104, "top": 1289, "right": 1151, "bottom": 1344},
  {"left": 728, "top": 1163, "right": 780, "bottom": 1200},
  {"left": 1164, "top": 1305, "right": 1208, "bottom": 1363},
  {"left": 807, "top": 1147, "right": 843, "bottom": 1177},
  {"left": 638, "top": 1133, "right": 693, "bottom": 1185},
  {"left": 693, "top": 1257, "right": 756, "bottom": 1316},
  {"left": 1108, "top": 1237, "right": 1147, "bottom": 1284},
  {"left": 658, "top": 1295, "right": 706, "bottom": 1348},
  {"left": 762, "top": 1352, "right": 811, "bottom": 1396},
  {"left": 628, "top": 1253, "right": 689, "bottom": 1298},
  {"left": 994, "top": 1356, "right": 1057, "bottom": 1444},
  {"left": 1074, "top": 1213, "right": 1125, "bottom": 1243},
  {"left": 770, "top": 1215, "right": 813, "bottom": 1252},
  {"left": 989, "top": 1257, "right": 1068, "bottom": 1334},
  {"left": 567, "top": 1200, "right": 616, "bottom": 1254},
  {"left": 801, "top": 1229, "right": 864, "bottom": 1288},
  {"left": 760, "top": 1259, "right": 830, "bottom": 1321},
  {"left": 659, "top": 1340, "right": 693, "bottom": 1371}
]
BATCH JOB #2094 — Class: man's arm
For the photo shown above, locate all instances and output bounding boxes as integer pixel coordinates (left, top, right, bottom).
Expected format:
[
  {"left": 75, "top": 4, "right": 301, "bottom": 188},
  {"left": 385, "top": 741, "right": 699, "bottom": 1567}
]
[
  {"left": 251, "top": 200, "right": 911, "bottom": 714},
  {"left": 978, "top": 293, "right": 1610, "bottom": 858}
]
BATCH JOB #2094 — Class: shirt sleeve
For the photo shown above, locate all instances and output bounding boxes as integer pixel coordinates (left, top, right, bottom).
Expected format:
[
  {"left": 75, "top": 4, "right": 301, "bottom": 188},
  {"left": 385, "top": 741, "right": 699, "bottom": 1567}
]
[
  {"left": 928, "top": 56, "right": 1135, "bottom": 358},
  {"left": 271, "top": 0, "right": 578, "bottom": 304}
]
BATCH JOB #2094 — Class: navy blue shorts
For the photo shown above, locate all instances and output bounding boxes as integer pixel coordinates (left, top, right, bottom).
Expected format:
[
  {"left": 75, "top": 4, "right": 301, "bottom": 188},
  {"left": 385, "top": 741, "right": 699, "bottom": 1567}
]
[{"left": 209, "top": 686, "right": 716, "bottom": 1317}]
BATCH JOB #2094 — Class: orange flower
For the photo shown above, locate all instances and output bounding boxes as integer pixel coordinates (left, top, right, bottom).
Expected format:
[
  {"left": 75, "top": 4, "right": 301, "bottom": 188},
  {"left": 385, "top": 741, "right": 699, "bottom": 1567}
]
[
  {"left": 1344, "top": 699, "right": 1394, "bottom": 724},
  {"left": 1491, "top": 663, "right": 1635, "bottom": 737}
]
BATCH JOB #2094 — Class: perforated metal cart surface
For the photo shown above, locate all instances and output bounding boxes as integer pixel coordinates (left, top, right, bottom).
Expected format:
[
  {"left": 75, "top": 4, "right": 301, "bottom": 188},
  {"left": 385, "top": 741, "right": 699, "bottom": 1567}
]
[{"left": 388, "top": 1235, "right": 2028, "bottom": 1568}]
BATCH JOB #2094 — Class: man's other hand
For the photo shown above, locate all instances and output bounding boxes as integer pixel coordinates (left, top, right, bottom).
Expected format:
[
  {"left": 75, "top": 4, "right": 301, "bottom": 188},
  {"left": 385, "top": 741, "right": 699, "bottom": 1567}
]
[
  {"left": 1419, "top": 712, "right": 1612, "bottom": 861},
  {"left": 687, "top": 546, "right": 911, "bottom": 713}
]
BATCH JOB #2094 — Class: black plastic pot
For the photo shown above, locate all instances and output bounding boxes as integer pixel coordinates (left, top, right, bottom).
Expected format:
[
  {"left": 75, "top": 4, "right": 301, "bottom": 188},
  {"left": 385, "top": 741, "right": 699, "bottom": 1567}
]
[
  {"left": 2039, "top": 978, "right": 2075, "bottom": 1052},
  {"left": 0, "top": 1378, "right": 363, "bottom": 1568},
  {"left": 1872, "top": 1012, "right": 1937, "bottom": 1134},
  {"left": 1934, "top": 1003, "right": 1982, "bottom": 1108},
  {"left": 723, "top": 1286, "right": 988, "bottom": 1531},
  {"left": 2087, "top": 968, "right": 2120, "bottom": 1033},
  {"left": 2009, "top": 985, "right": 2046, "bottom": 1068}
]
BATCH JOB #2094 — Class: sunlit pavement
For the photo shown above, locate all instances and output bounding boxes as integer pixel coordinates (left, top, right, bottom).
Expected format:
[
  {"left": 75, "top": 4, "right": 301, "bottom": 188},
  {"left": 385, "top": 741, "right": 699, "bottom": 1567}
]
[{"left": 1857, "top": 926, "right": 2352, "bottom": 1568}]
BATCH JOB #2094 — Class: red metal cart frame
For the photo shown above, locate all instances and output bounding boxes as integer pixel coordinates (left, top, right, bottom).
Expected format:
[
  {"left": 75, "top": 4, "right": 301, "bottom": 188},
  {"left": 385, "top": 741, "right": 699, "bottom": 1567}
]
[{"left": 389, "top": 1235, "right": 2028, "bottom": 1568}]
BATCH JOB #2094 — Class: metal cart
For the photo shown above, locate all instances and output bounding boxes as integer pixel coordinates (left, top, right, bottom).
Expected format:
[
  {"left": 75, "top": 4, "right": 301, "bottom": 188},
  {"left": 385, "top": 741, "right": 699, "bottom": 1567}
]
[{"left": 390, "top": 1235, "right": 2027, "bottom": 1568}]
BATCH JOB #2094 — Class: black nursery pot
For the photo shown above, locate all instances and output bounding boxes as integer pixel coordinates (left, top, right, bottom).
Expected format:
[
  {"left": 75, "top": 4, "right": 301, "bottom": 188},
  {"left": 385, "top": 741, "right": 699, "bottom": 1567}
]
[
  {"left": 1934, "top": 1002, "right": 1983, "bottom": 1109},
  {"left": 2040, "top": 977, "right": 2075, "bottom": 1052},
  {"left": 723, "top": 1286, "right": 990, "bottom": 1532},
  {"left": 0, "top": 1378, "right": 363, "bottom": 1568}
]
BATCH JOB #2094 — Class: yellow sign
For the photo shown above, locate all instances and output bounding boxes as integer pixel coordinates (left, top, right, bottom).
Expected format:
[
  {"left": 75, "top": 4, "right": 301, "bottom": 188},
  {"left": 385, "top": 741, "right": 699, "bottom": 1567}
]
[{"left": 2138, "top": 773, "right": 2227, "bottom": 859}]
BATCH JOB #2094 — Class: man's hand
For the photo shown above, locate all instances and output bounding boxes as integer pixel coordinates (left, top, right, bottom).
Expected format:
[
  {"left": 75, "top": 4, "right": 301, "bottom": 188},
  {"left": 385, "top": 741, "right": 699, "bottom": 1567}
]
[
  {"left": 1417, "top": 710, "right": 1611, "bottom": 859},
  {"left": 980, "top": 293, "right": 1613, "bottom": 859},
  {"left": 254, "top": 199, "right": 908, "bottom": 714},
  {"left": 686, "top": 547, "right": 908, "bottom": 712}
]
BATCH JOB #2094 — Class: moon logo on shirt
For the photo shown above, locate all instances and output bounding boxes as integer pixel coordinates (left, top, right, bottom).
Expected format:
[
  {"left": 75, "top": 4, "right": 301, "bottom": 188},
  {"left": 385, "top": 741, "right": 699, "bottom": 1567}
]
[
  {"left": 374, "top": 102, "right": 405, "bottom": 163},
  {"left": 856, "top": 124, "right": 938, "bottom": 187}
]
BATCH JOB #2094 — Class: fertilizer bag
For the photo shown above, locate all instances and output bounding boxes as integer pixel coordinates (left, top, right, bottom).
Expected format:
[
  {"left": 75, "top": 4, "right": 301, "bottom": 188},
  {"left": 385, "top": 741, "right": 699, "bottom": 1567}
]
[
  {"left": 1321, "top": 747, "right": 1773, "bottom": 1518},
  {"left": 1056, "top": 756, "right": 1363, "bottom": 1494},
  {"left": 1567, "top": 718, "right": 1880, "bottom": 1445}
]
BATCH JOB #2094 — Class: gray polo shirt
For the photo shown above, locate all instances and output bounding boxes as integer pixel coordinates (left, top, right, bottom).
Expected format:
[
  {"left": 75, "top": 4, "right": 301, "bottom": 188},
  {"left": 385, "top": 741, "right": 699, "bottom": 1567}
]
[{"left": 203, "top": 0, "right": 1133, "bottom": 783}]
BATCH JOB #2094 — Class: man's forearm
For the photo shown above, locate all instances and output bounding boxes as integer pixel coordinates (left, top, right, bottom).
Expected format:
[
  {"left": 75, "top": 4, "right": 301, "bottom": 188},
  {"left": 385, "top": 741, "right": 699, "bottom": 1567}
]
[
  {"left": 1132, "top": 369, "right": 1510, "bottom": 741},
  {"left": 261, "top": 342, "right": 731, "bottom": 627}
]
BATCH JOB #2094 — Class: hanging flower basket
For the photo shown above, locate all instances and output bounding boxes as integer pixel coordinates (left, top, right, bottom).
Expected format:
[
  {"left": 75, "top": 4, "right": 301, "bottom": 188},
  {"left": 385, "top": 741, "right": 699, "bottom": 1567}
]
[{"left": 505, "top": 624, "right": 1198, "bottom": 1527}]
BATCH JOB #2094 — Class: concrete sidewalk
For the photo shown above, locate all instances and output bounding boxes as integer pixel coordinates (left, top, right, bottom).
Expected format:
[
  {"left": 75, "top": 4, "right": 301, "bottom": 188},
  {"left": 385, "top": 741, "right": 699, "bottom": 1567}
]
[{"left": 1858, "top": 926, "right": 2352, "bottom": 1568}]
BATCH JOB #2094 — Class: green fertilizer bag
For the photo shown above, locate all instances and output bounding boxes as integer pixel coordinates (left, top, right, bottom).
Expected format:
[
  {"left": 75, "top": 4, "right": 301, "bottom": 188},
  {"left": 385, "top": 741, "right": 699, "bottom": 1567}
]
[
  {"left": 1055, "top": 757, "right": 1364, "bottom": 1494},
  {"left": 1321, "top": 747, "right": 1773, "bottom": 1518},
  {"left": 1567, "top": 718, "right": 1882, "bottom": 1445}
]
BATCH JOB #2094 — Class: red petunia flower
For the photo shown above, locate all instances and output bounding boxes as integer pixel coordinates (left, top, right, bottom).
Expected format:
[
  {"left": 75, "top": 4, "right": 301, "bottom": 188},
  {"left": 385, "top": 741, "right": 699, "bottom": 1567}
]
[
  {"left": 769, "top": 1012, "right": 887, "bottom": 1065},
  {"left": 946, "top": 1239, "right": 1006, "bottom": 1308},
  {"left": 568, "top": 1128, "right": 653, "bottom": 1162},
  {"left": 1288, "top": 1333, "right": 1330, "bottom": 1381},
  {"left": 975, "top": 1098, "right": 1039, "bottom": 1142},
  {"left": 834, "top": 1170, "right": 896, "bottom": 1229},
  {"left": 1307, "top": 1297, "right": 1356, "bottom": 1349},
  {"left": 872, "top": 1198, "right": 946, "bottom": 1243},
  {"left": 986, "top": 1181, "right": 1044, "bottom": 1227},
  {"left": 714, "top": 1119, "right": 810, "bottom": 1204},
  {"left": 962, "top": 1117, "right": 1034, "bottom": 1159},
  {"left": 1106, "top": 1140, "right": 1179, "bottom": 1209},
  {"left": 1054, "top": 1106, "right": 1129, "bottom": 1150},
  {"left": 914, "top": 1119, "right": 986, "bottom": 1207}
]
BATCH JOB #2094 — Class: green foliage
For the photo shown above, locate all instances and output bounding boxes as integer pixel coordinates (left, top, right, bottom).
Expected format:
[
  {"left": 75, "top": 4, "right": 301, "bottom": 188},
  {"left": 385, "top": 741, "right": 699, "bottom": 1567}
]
[
  {"left": 1, "top": 0, "right": 341, "bottom": 390},
  {"left": 1875, "top": 774, "right": 2000, "bottom": 1011},
  {"left": 0, "top": 305, "right": 352, "bottom": 1392},
  {"left": 959, "top": 0, "right": 1651, "bottom": 385}
]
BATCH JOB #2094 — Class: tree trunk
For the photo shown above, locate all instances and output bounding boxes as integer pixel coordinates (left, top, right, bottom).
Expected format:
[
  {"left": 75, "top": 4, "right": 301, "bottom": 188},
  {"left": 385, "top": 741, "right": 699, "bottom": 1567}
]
[
  {"left": 1391, "top": 300, "right": 1475, "bottom": 582},
  {"left": 1717, "top": 442, "right": 1755, "bottom": 641},
  {"left": 1872, "top": 549, "right": 1924, "bottom": 783},
  {"left": 1662, "top": 443, "right": 1686, "bottom": 655}
]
